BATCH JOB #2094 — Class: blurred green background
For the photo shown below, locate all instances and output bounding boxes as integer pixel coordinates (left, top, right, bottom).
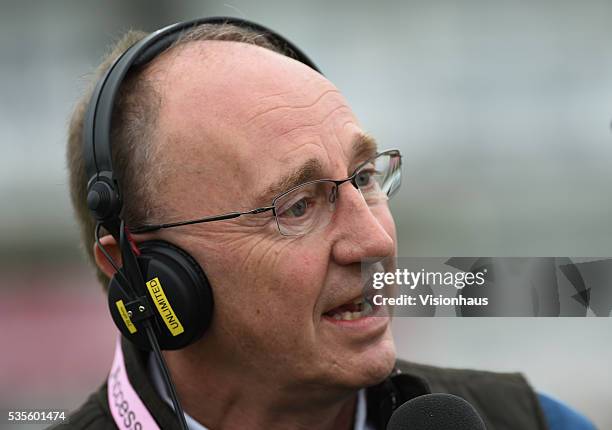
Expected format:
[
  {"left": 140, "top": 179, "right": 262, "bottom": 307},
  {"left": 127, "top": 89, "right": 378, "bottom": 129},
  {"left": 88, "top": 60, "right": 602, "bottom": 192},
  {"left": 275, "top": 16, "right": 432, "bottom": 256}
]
[{"left": 1, "top": 0, "right": 611, "bottom": 428}]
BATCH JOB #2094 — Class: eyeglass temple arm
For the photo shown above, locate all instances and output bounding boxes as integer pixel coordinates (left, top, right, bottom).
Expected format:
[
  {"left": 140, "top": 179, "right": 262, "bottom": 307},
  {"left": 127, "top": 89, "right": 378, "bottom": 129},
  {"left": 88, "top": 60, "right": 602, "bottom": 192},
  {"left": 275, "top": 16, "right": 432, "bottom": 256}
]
[{"left": 129, "top": 206, "right": 275, "bottom": 234}]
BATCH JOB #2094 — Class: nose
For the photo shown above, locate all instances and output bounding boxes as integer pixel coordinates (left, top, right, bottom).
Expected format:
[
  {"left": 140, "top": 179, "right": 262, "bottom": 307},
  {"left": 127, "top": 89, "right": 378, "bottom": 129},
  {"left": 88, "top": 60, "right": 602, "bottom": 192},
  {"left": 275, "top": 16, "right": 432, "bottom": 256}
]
[{"left": 330, "top": 183, "right": 396, "bottom": 266}]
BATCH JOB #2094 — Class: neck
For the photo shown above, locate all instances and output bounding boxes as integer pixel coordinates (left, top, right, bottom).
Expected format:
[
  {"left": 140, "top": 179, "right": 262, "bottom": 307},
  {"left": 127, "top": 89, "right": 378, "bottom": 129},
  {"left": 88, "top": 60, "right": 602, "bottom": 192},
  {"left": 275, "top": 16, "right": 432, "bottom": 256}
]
[{"left": 162, "top": 348, "right": 359, "bottom": 430}]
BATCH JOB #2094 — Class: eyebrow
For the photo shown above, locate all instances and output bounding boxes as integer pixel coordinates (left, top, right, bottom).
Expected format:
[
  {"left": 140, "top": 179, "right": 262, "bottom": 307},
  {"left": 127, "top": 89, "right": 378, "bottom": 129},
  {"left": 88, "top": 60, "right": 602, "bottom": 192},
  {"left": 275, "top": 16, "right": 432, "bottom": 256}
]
[
  {"left": 352, "top": 133, "right": 379, "bottom": 166},
  {"left": 263, "top": 158, "right": 324, "bottom": 203},
  {"left": 261, "top": 133, "right": 380, "bottom": 203}
]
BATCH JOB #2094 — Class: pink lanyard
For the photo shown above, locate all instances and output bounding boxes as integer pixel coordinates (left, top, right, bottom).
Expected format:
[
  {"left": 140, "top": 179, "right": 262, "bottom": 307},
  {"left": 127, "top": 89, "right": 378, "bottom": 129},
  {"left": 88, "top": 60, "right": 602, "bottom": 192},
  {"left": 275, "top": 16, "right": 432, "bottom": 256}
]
[{"left": 107, "top": 337, "right": 160, "bottom": 430}]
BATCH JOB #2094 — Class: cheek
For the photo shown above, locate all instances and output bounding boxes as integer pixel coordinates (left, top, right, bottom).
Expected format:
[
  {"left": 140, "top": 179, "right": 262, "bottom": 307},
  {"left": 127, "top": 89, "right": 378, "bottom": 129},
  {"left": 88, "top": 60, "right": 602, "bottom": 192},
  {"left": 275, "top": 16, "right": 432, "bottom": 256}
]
[
  {"left": 271, "top": 247, "right": 329, "bottom": 305},
  {"left": 209, "top": 238, "right": 334, "bottom": 366},
  {"left": 246, "top": 242, "right": 330, "bottom": 328},
  {"left": 203, "top": 234, "right": 331, "bottom": 331}
]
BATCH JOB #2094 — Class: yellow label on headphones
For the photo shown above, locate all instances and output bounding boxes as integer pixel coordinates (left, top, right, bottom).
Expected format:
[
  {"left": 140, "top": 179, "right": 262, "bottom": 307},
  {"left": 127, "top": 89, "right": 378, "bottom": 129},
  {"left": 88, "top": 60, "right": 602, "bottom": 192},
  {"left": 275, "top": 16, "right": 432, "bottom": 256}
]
[
  {"left": 115, "top": 299, "right": 137, "bottom": 334},
  {"left": 146, "top": 277, "right": 185, "bottom": 336}
]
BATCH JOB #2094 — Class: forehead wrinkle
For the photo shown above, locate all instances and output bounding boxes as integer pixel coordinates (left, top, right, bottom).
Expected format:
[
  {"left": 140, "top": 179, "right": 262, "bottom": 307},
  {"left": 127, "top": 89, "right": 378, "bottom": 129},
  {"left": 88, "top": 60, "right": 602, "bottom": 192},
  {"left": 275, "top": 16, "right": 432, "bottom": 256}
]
[
  {"left": 274, "top": 105, "right": 351, "bottom": 139},
  {"left": 245, "top": 88, "right": 342, "bottom": 125},
  {"left": 255, "top": 88, "right": 312, "bottom": 103}
]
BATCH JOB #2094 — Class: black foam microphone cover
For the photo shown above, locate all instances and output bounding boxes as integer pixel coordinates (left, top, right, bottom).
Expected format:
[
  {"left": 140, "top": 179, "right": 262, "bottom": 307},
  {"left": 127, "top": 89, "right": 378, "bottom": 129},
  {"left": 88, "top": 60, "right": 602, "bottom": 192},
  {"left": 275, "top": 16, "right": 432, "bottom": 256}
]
[{"left": 386, "top": 393, "right": 486, "bottom": 430}]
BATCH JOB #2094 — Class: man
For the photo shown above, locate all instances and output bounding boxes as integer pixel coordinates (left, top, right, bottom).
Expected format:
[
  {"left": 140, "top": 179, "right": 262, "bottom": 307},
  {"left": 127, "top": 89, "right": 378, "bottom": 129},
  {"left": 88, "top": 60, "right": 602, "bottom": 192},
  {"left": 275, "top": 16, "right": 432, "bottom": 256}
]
[{"left": 61, "top": 20, "right": 595, "bottom": 429}]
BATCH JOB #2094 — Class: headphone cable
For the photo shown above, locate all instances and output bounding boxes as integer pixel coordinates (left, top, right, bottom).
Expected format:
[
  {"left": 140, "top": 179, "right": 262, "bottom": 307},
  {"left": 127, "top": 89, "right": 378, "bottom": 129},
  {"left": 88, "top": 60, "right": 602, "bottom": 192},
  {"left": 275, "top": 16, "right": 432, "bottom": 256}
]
[
  {"left": 96, "top": 222, "right": 188, "bottom": 429},
  {"left": 144, "top": 319, "right": 189, "bottom": 430},
  {"left": 94, "top": 222, "right": 134, "bottom": 298}
]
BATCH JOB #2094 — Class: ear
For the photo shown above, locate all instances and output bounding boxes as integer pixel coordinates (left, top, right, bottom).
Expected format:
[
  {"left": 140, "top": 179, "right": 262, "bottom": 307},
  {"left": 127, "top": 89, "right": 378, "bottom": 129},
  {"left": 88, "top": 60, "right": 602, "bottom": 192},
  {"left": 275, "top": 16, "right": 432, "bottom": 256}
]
[{"left": 93, "top": 234, "right": 122, "bottom": 279}]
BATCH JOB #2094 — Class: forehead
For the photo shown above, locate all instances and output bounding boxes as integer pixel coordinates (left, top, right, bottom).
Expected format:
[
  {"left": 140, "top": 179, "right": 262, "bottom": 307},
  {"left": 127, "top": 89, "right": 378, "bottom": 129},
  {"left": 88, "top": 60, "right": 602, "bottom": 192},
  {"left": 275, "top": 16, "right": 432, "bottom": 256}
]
[{"left": 149, "top": 41, "right": 369, "bottom": 208}]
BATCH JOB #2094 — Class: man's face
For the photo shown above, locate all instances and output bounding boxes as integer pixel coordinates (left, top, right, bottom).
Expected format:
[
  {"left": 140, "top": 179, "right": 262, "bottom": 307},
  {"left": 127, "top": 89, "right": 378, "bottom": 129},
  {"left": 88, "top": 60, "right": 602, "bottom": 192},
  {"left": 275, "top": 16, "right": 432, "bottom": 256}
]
[{"left": 148, "top": 41, "right": 397, "bottom": 390}]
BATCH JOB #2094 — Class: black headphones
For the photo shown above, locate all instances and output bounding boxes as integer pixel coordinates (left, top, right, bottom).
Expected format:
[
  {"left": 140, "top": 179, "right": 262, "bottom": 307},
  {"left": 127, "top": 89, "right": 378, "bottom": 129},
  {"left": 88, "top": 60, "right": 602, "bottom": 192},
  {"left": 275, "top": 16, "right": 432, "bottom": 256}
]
[{"left": 82, "top": 17, "right": 321, "bottom": 352}]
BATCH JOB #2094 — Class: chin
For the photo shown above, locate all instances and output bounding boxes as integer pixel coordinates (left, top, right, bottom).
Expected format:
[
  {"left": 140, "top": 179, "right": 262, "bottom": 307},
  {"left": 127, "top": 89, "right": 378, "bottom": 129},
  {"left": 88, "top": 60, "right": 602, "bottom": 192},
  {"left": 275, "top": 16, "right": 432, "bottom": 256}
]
[
  {"left": 358, "top": 336, "right": 397, "bottom": 386},
  {"left": 331, "top": 333, "right": 397, "bottom": 390}
]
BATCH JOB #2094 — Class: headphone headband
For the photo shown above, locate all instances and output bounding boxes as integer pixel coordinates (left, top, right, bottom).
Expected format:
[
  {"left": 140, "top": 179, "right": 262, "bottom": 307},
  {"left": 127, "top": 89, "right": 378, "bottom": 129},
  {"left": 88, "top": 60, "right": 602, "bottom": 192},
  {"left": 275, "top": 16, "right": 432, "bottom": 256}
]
[{"left": 82, "top": 16, "right": 321, "bottom": 227}]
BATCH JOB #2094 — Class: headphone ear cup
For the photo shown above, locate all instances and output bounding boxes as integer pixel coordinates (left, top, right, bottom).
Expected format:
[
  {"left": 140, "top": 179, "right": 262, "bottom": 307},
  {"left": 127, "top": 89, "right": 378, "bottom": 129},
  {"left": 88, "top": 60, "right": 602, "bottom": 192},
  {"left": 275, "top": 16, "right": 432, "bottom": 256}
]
[{"left": 108, "top": 240, "right": 214, "bottom": 350}]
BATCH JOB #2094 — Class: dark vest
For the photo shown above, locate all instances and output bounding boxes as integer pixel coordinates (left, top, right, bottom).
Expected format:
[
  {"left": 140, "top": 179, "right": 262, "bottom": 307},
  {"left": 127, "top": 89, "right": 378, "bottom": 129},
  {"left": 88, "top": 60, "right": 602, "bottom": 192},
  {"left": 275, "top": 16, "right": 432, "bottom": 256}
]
[
  {"left": 52, "top": 338, "right": 548, "bottom": 429},
  {"left": 367, "top": 360, "right": 549, "bottom": 430}
]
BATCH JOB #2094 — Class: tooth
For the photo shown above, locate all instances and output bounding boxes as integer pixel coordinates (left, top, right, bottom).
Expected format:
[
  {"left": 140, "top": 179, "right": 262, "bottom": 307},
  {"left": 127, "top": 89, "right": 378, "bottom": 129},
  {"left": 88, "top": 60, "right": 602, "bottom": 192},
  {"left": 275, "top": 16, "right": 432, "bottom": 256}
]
[
  {"left": 351, "top": 311, "right": 361, "bottom": 319},
  {"left": 342, "top": 311, "right": 352, "bottom": 320},
  {"left": 333, "top": 313, "right": 342, "bottom": 320}
]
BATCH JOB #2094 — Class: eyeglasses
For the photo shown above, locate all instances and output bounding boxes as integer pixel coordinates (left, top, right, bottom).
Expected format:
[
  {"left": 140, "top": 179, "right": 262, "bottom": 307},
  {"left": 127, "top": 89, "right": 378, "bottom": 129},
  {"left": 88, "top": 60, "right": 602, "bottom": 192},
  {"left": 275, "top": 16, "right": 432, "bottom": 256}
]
[{"left": 130, "top": 149, "right": 402, "bottom": 237}]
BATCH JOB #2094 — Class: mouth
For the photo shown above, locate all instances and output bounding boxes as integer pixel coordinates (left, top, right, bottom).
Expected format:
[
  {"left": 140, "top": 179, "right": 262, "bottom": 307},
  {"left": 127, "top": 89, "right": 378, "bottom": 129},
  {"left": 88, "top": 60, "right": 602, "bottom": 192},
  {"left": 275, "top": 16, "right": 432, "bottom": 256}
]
[{"left": 322, "top": 294, "right": 377, "bottom": 321}]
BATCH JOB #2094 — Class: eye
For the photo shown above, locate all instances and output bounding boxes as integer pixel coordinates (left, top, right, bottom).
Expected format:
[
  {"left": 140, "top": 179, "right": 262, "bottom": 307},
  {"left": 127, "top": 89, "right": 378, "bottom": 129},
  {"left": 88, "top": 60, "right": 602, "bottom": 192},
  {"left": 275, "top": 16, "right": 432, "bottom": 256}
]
[
  {"left": 355, "top": 169, "right": 375, "bottom": 188},
  {"left": 277, "top": 197, "right": 312, "bottom": 218},
  {"left": 288, "top": 199, "right": 307, "bottom": 217}
]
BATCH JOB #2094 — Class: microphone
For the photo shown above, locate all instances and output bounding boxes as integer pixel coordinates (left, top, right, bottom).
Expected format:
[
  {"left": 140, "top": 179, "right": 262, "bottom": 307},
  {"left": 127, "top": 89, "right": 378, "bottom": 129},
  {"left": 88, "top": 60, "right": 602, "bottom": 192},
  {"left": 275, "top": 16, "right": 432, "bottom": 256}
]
[{"left": 386, "top": 393, "right": 486, "bottom": 430}]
